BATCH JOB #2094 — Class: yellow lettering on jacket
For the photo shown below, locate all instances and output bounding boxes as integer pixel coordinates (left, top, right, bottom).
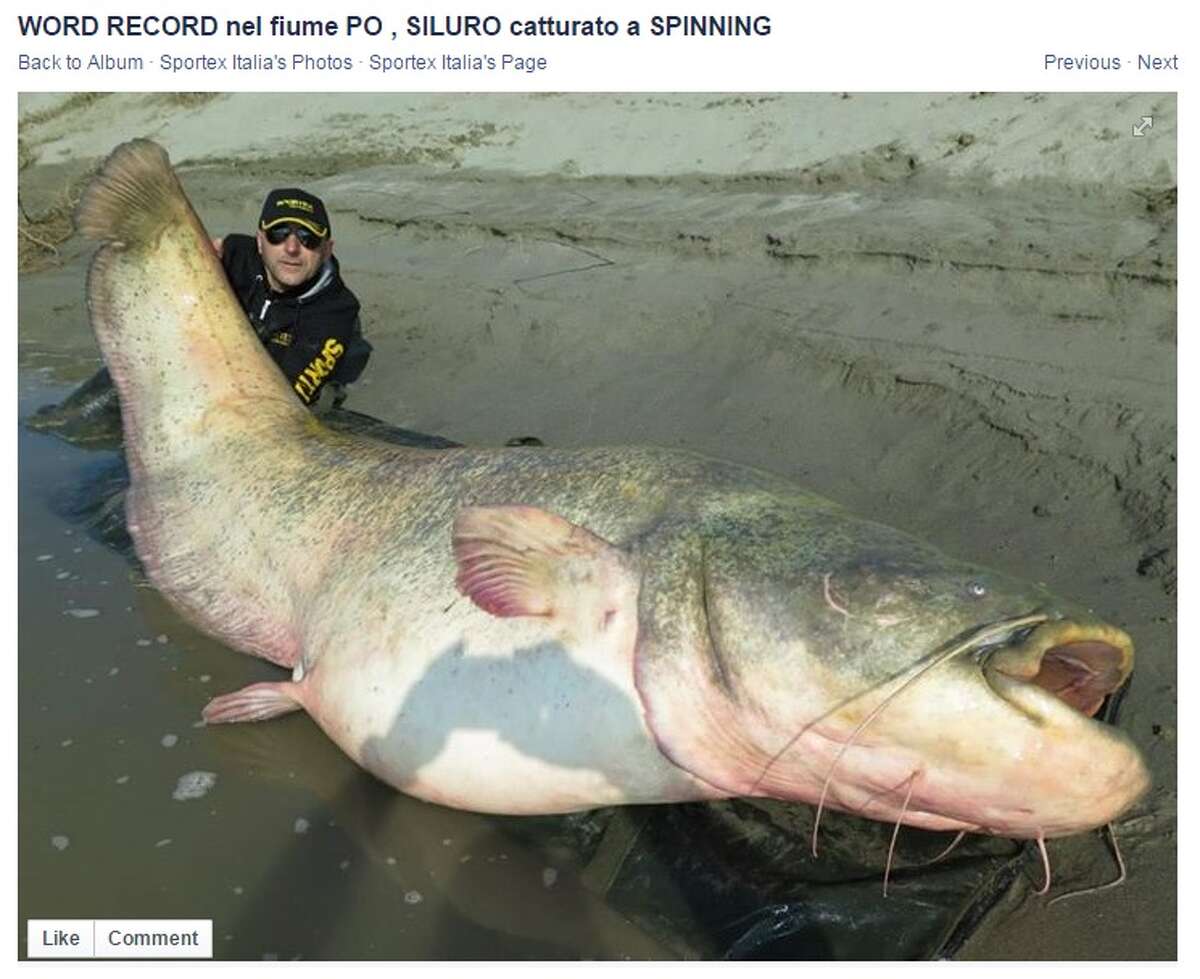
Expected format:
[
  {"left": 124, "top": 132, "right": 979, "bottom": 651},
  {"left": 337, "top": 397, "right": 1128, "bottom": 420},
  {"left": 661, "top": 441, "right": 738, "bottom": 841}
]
[{"left": 292, "top": 336, "right": 345, "bottom": 404}]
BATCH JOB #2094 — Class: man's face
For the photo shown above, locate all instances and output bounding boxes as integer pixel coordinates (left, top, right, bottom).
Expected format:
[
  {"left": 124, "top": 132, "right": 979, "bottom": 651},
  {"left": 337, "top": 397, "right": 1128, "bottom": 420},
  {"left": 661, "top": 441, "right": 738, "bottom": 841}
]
[{"left": 256, "top": 226, "right": 333, "bottom": 291}]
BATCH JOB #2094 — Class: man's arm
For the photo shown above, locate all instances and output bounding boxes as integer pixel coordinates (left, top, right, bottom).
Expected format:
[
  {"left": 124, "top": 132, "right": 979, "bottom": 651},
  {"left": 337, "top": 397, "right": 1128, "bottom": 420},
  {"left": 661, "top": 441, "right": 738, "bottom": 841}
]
[
  {"left": 287, "top": 336, "right": 348, "bottom": 405},
  {"left": 330, "top": 316, "right": 372, "bottom": 386},
  {"left": 281, "top": 313, "right": 366, "bottom": 407}
]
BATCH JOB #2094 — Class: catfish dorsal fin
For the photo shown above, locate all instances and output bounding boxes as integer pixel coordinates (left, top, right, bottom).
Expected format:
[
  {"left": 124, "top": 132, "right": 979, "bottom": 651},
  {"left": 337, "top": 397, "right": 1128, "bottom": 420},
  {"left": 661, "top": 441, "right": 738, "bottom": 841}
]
[{"left": 452, "top": 505, "right": 630, "bottom": 621}]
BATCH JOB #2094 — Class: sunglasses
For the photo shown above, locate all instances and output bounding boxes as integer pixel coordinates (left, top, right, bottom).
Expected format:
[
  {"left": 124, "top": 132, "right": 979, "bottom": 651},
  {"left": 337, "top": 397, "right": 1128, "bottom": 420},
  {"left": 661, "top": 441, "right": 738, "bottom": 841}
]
[{"left": 263, "top": 224, "right": 325, "bottom": 249}]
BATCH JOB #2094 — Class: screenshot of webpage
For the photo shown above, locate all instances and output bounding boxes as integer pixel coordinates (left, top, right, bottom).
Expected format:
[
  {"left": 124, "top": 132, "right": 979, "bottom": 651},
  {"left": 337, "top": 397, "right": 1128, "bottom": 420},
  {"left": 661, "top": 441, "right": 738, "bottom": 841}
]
[{"left": 8, "top": 1, "right": 1188, "bottom": 972}]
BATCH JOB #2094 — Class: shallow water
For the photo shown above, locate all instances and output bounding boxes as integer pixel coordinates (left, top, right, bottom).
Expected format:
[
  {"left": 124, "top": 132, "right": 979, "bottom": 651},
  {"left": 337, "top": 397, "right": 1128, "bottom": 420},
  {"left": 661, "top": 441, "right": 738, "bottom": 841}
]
[{"left": 16, "top": 374, "right": 672, "bottom": 961}]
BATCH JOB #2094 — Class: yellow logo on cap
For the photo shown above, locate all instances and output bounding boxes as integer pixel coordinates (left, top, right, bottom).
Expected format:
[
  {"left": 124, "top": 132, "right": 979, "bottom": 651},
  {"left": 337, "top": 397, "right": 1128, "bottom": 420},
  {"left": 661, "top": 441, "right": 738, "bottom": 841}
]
[{"left": 276, "top": 197, "right": 315, "bottom": 213}]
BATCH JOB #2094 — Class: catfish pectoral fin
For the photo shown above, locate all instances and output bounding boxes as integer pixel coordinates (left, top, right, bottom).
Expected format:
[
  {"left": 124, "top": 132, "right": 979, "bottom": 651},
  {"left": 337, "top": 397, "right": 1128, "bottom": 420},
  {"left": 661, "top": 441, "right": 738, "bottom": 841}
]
[{"left": 452, "top": 504, "right": 635, "bottom": 632}]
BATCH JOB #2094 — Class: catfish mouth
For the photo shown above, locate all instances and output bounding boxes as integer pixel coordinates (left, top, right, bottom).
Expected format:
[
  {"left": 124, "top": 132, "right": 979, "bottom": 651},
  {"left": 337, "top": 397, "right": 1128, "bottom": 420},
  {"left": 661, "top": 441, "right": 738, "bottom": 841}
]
[{"left": 982, "top": 619, "right": 1134, "bottom": 719}]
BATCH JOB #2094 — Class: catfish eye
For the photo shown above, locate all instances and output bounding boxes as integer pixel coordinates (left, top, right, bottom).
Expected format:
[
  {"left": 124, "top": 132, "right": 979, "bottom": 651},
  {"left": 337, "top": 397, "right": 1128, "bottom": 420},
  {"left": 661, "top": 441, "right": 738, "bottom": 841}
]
[{"left": 967, "top": 581, "right": 987, "bottom": 598}]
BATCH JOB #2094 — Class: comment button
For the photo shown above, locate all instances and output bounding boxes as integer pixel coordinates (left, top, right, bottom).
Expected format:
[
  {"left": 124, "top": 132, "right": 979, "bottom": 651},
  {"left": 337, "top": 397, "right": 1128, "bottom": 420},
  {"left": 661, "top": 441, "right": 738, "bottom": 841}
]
[{"left": 27, "top": 920, "right": 212, "bottom": 958}]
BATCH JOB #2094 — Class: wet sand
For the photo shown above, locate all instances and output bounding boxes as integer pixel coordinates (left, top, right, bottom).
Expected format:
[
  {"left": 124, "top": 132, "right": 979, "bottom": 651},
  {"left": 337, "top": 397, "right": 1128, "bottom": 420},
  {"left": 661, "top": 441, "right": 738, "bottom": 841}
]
[{"left": 17, "top": 92, "right": 1177, "bottom": 960}]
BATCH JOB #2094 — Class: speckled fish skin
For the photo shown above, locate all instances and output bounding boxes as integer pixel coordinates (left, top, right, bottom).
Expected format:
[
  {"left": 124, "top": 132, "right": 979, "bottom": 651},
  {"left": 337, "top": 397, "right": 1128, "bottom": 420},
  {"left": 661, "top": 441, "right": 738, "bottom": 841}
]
[{"left": 77, "top": 140, "right": 1149, "bottom": 836}]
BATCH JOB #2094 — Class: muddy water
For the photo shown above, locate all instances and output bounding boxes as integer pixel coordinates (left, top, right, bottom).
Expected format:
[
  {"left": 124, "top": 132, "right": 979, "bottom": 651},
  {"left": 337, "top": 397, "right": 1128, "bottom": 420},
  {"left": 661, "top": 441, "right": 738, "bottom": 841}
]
[{"left": 17, "top": 375, "right": 672, "bottom": 962}]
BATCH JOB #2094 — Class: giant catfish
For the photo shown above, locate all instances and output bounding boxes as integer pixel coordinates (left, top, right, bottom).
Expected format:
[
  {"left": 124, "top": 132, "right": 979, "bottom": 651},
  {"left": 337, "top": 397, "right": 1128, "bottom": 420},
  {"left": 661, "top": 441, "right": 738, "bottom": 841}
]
[{"left": 77, "top": 140, "right": 1148, "bottom": 864}]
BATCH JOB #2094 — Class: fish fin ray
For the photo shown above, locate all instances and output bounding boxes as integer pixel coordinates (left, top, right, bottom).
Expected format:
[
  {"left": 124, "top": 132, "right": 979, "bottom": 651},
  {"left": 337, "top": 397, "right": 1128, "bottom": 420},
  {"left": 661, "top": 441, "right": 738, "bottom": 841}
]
[
  {"left": 76, "top": 139, "right": 192, "bottom": 247},
  {"left": 202, "top": 681, "right": 303, "bottom": 725},
  {"left": 452, "top": 504, "right": 631, "bottom": 623}
]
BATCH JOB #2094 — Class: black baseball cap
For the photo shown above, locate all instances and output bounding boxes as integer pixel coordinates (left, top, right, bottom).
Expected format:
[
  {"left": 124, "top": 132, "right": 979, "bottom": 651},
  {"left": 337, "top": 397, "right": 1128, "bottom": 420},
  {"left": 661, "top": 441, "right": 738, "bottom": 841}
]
[{"left": 259, "top": 188, "right": 331, "bottom": 239}]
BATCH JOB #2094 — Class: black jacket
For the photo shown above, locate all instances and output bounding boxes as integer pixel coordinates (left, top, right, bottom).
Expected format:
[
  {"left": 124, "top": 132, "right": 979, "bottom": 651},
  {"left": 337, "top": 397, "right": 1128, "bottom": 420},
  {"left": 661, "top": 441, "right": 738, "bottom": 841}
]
[{"left": 220, "top": 233, "right": 371, "bottom": 406}]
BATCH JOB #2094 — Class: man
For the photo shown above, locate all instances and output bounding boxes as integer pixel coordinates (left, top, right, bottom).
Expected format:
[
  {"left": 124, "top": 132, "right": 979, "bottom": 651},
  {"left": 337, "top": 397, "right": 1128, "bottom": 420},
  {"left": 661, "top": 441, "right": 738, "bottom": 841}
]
[{"left": 213, "top": 187, "right": 371, "bottom": 408}]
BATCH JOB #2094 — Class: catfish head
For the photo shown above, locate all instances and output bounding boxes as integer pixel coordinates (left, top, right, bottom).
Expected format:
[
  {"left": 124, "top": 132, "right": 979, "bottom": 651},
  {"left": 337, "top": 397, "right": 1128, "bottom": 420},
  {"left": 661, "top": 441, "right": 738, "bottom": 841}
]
[{"left": 633, "top": 496, "right": 1151, "bottom": 841}]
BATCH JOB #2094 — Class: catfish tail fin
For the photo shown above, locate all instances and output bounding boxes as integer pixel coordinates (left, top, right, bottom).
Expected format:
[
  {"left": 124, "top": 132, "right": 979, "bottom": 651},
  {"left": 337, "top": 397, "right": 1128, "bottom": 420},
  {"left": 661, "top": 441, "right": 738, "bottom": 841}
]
[{"left": 76, "top": 139, "right": 192, "bottom": 248}]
